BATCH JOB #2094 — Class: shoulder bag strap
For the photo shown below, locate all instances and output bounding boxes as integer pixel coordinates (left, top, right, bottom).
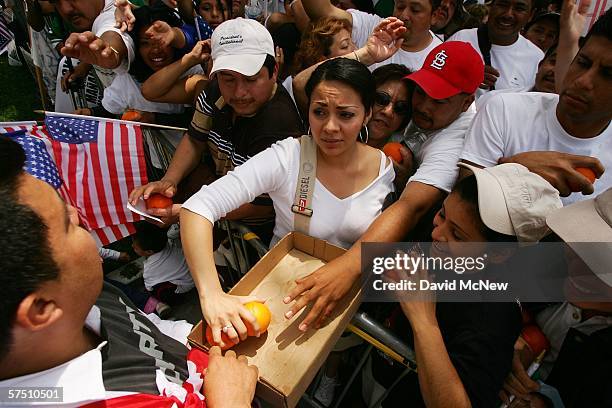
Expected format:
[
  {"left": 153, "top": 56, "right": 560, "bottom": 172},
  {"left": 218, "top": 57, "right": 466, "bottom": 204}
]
[{"left": 292, "top": 135, "right": 317, "bottom": 235}]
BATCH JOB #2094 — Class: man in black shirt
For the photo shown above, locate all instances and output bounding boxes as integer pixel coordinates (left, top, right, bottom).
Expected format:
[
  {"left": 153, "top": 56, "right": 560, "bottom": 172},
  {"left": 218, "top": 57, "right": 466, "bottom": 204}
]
[
  {"left": 0, "top": 137, "right": 258, "bottom": 406},
  {"left": 129, "top": 18, "right": 303, "bottom": 232}
]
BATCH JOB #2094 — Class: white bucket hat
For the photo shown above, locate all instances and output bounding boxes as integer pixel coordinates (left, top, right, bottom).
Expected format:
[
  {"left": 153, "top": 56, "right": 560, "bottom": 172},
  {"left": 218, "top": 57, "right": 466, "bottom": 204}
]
[
  {"left": 546, "top": 187, "right": 612, "bottom": 286},
  {"left": 210, "top": 18, "right": 275, "bottom": 77},
  {"left": 458, "top": 163, "right": 563, "bottom": 242}
]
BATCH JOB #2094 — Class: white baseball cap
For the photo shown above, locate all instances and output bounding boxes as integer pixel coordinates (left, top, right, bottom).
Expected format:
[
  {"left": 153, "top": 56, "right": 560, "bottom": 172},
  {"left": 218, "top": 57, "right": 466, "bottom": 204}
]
[
  {"left": 546, "top": 188, "right": 612, "bottom": 286},
  {"left": 459, "top": 163, "right": 563, "bottom": 242},
  {"left": 210, "top": 18, "right": 275, "bottom": 77}
]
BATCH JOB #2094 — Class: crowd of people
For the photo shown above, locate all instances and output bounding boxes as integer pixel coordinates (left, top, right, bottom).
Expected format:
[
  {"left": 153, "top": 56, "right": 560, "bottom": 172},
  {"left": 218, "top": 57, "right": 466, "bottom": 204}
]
[{"left": 0, "top": 0, "right": 611, "bottom": 406}]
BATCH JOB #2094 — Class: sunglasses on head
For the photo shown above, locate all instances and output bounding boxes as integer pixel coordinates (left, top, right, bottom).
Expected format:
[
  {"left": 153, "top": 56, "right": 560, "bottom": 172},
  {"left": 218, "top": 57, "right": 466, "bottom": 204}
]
[{"left": 374, "top": 91, "right": 411, "bottom": 116}]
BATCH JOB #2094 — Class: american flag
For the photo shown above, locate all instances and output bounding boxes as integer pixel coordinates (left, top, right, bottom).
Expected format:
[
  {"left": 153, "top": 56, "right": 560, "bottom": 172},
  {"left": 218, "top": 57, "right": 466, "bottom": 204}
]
[
  {"left": 0, "top": 12, "right": 13, "bottom": 55},
  {"left": 1, "top": 115, "right": 148, "bottom": 245}
]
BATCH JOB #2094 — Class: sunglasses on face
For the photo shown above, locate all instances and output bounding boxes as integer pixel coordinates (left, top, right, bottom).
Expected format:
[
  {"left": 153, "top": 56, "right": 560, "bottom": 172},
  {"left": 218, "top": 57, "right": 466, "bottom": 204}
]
[{"left": 374, "top": 91, "right": 411, "bottom": 116}]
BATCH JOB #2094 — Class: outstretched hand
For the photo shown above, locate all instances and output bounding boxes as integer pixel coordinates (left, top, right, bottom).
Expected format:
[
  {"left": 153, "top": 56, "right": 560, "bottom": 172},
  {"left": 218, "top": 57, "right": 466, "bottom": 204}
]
[
  {"left": 61, "top": 32, "right": 120, "bottom": 69},
  {"left": 185, "top": 40, "right": 212, "bottom": 67},
  {"left": 560, "top": 0, "right": 591, "bottom": 43},
  {"left": 146, "top": 21, "right": 176, "bottom": 48},
  {"left": 283, "top": 261, "right": 358, "bottom": 332},
  {"left": 204, "top": 347, "right": 258, "bottom": 408},
  {"left": 364, "top": 17, "right": 406, "bottom": 64},
  {"left": 114, "top": 0, "right": 136, "bottom": 32}
]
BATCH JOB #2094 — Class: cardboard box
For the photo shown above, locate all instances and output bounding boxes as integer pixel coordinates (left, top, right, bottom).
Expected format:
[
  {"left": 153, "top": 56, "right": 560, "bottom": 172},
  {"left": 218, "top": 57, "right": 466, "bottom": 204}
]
[{"left": 188, "top": 232, "right": 362, "bottom": 408}]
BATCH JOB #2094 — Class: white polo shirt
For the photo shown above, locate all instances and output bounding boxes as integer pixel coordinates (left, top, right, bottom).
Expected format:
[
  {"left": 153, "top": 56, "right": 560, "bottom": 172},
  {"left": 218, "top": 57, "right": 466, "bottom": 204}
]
[
  {"left": 448, "top": 28, "right": 544, "bottom": 98},
  {"left": 461, "top": 92, "right": 612, "bottom": 205}
]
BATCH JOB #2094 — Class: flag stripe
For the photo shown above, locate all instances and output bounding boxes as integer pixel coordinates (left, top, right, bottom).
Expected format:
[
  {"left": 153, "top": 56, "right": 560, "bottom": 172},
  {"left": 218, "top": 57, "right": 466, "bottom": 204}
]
[
  {"left": 104, "top": 122, "right": 129, "bottom": 226},
  {"left": 4, "top": 117, "right": 148, "bottom": 245}
]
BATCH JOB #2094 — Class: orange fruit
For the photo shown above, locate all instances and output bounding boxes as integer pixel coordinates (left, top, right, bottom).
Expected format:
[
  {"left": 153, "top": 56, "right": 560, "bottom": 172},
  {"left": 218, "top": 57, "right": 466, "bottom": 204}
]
[
  {"left": 520, "top": 324, "right": 550, "bottom": 356},
  {"left": 145, "top": 193, "right": 173, "bottom": 210},
  {"left": 575, "top": 167, "right": 596, "bottom": 184},
  {"left": 244, "top": 301, "right": 271, "bottom": 336},
  {"left": 382, "top": 142, "right": 403, "bottom": 163},
  {"left": 205, "top": 325, "right": 236, "bottom": 351},
  {"left": 121, "top": 110, "right": 142, "bottom": 121}
]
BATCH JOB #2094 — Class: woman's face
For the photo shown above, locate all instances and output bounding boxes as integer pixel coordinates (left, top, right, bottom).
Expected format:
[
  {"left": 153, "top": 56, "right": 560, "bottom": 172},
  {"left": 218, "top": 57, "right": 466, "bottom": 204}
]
[
  {"left": 309, "top": 80, "right": 369, "bottom": 157},
  {"left": 199, "top": 0, "right": 228, "bottom": 29},
  {"left": 328, "top": 28, "right": 357, "bottom": 58},
  {"left": 138, "top": 26, "right": 174, "bottom": 72},
  {"left": 368, "top": 79, "right": 411, "bottom": 144},
  {"left": 430, "top": 192, "right": 488, "bottom": 259}
]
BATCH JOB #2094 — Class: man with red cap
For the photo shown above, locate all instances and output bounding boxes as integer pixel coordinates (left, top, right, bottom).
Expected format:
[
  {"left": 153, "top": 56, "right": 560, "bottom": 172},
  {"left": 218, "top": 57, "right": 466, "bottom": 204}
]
[{"left": 394, "top": 41, "right": 484, "bottom": 196}]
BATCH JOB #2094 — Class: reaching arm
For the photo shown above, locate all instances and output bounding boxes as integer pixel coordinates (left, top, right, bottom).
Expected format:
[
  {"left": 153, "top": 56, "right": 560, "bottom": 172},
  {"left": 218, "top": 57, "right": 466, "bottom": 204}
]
[
  {"left": 61, "top": 30, "right": 128, "bottom": 70},
  {"left": 180, "top": 142, "right": 290, "bottom": 345},
  {"left": 395, "top": 267, "right": 471, "bottom": 408},
  {"left": 555, "top": 0, "right": 591, "bottom": 92},
  {"left": 410, "top": 314, "right": 472, "bottom": 408},
  {"left": 145, "top": 21, "right": 187, "bottom": 49},
  {"left": 141, "top": 40, "right": 210, "bottom": 104},
  {"left": 301, "top": 0, "right": 351, "bottom": 23},
  {"left": 293, "top": 17, "right": 405, "bottom": 113}
]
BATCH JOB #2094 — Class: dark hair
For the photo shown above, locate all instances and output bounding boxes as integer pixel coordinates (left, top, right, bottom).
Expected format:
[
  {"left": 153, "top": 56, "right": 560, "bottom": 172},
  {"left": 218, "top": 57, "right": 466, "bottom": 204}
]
[
  {"left": 583, "top": 7, "right": 612, "bottom": 44},
  {"left": 305, "top": 58, "right": 376, "bottom": 113},
  {"left": 0, "top": 137, "right": 61, "bottom": 362},
  {"left": 133, "top": 221, "right": 168, "bottom": 253},
  {"left": 262, "top": 54, "right": 277, "bottom": 79},
  {"left": 372, "top": 63, "right": 413, "bottom": 129},
  {"left": 486, "top": 0, "right": 534, "bottom": 11},
  {"left": 452, "top": 174, "right": 518, "bottom": 242},
  {"left": 128, "top": 5, "right": 183, "bottom": 83},
  {"left": 194, "top": 0, "right": 233, "bottom": 19},
  {"left": 351, "top": 0, "right": 375, "bottom": 14}
]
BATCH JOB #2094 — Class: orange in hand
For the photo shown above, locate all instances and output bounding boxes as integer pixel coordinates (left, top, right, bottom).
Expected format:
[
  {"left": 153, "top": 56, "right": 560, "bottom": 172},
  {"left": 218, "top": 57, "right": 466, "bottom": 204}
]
[
  {"left": 205, "top": 325, "right": 237, "bottom": 351},
  {"left": 575, "top": 167, "right": 596, "bottom": 184},
  {"left": 145, "top": 193, "right": 173, "bottom": 210},
  {"left": 383, "top": 142, "right": 403, "bottom": 163},
  {"left": 121, "top": 110, "right": 142, "bottom": 121},
  {"left": 244, "top": 301, "right": 272, "bottom": 337},
  {"left": 521, "top": 324, "right": 550, "bottom": 356}
]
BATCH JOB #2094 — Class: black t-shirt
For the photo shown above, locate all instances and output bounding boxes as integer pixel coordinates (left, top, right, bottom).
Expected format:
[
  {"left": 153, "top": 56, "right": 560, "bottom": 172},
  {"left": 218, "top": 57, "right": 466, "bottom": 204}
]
[
  {"left": 188, "top": 79, "right": 304, "bottom": 177},
  {"left": 96, "top": 282, "right": 190, "bottom": 394},
  {"left": 372, "top": 302, "right": 522, "bottom": 407},
  {"left": 187, "top": 79, "right": 303, "bottom": 233}
]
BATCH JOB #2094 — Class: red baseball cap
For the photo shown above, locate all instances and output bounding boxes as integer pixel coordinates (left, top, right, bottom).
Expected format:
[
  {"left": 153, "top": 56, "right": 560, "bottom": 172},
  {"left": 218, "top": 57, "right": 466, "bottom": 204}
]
[{"left": 405, "top": 41, "right": 484, "bottom": 99}]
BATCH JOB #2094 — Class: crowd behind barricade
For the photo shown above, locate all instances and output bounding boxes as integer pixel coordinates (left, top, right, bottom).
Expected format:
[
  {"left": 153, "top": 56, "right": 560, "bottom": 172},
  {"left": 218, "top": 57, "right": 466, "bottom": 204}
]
[{"left": 0, "top": 0, "right": 611, "bottom": 406}]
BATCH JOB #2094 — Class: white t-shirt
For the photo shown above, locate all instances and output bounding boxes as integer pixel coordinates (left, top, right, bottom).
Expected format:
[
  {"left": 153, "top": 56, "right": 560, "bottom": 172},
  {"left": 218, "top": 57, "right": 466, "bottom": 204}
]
[
  {"left": 183, "top": 137, "right": 395, "bottom": 249},
  {"left": 461, "top": 92, "right": 612, "bottom": 205},
  {"left": 396, "top": 104, "right": 476, "bottom": 192},
  {"left": 91, "top": 0, "right": 136, "bottom": 86},
  {"left": 102, "top": 65, "right": 203, "bottom": 114},
  {"left": 447, "top": 28, "right": 544, "bottom": 98},
  {"left": 348, "top": 9, "right": 442, "bottom": 72},
  {"left": 143, "top": 234, "right": 195, "bottom": 293}
]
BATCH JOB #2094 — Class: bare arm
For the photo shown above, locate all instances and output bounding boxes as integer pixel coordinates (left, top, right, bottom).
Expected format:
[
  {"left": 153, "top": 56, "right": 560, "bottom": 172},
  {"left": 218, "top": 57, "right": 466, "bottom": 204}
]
[
  {"left": 555, "top": 0, "right": 591, "bottom": 92},
  {"left": 301, "top": 0, "right": 351, "bottom": 23},
  {"left": 180, "top": 209, "right": 261, "bottom": 347},
  {"left": 411, "top": 317, "right": 472, "bottom": 407},
  {"left": 395, "top": 266, "right": 471, "bottom": 408},
  {"left": 61, "top": 31, "right": 128, "bottom": 70},
  {"left": 142, "top": 40, "right": 210, "bottom": 104}
]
